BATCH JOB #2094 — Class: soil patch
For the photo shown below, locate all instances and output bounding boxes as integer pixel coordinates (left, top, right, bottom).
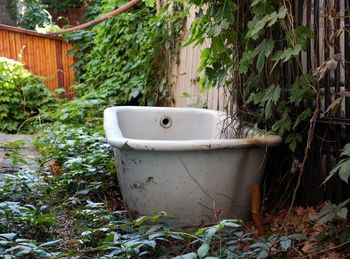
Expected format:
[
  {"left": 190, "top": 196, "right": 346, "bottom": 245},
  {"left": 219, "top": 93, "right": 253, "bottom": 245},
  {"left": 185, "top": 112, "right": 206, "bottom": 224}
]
[{"left": 0, "top": 134, "right": 39, "bottom": 178}]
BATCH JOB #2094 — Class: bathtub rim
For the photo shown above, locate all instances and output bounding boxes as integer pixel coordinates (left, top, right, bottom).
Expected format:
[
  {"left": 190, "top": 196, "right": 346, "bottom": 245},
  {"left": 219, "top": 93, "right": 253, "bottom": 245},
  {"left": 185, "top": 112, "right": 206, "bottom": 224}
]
[{"left": 104, "top": 106, "right": 282, "bottom": 151}]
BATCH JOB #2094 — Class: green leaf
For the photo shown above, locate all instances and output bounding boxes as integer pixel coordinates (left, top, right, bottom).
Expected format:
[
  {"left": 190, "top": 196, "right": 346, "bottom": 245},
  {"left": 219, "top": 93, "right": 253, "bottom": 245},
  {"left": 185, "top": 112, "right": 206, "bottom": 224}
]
[
  {"left": 38, "top": 239, "right": 62, "bottom": 247},
  {"left": 251, "top": 0, "right": 266, "bottom": 8},
  {"left": 338, "top": 159, "right": 350, "bottom": 183},
  {"left": 265, "top": 84, "right": 281, "bottom": 104},
  {"left": 239, "top": 50, "right": 253, "bottom": 74},
  {"left": 293, "top": 26, "right": 314, "bottom": 49},
  {"left": 256, "top": 51, "right": 266, "bottom": 73},
  {"left": 336, "top": 207, "right": 348, "bottom": 220},
  {"left": 0, "top": 233, "right": 17, "bottom": 241},
  {"left": 340, "top": 144, "right": 350, "bottom": 157},
  {"left": 287, "top": 233, "right": 307, "bottom": 240},
  {"left": 291, "top": 44, "right": 302, "bottom": 56},
  {"left": 197, "top": 243, "right": 210, "bottom": 258},
  {"left": 324, "top": 162, "right": 344, "bottom": 184},
  {"left": 264, "top": 39, "right": 274, "bottom": 57},
  {"left": 204, "top": 227, "right": 217, "bottom": 242},
  {"left": 279, "top": 239, "right": 291, "bottom": 250},
  {"left": 208, "top": 20, "right": 230, "bottom": 37},
  {"left": 142, "top": 0, "right": 156, "bottom": 7},
  {"left": 277, "top": 6, "right": 287, "bottom": 19},
  {"left": 173, "top": 252, "right": 198, "bottom": 259},
  {"left": 285, "top": 133, "right": 302, "bottom": 152},
  {"left": 339, "top": 229, "right": 350, "bottom": 243}
]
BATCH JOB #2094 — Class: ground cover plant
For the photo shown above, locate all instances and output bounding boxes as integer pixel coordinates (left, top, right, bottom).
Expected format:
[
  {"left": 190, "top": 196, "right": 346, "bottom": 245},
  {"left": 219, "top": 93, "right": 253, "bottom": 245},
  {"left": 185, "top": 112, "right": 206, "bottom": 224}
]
[{"left": 1, "top": 0, "right": 350, "bottom": 258}]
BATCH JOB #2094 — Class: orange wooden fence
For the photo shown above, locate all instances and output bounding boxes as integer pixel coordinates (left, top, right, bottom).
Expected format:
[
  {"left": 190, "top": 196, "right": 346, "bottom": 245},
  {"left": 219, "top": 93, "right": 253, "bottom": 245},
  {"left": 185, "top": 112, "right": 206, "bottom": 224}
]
[{"left": 0, "top": 24, "right": 75, "bottom": 98}]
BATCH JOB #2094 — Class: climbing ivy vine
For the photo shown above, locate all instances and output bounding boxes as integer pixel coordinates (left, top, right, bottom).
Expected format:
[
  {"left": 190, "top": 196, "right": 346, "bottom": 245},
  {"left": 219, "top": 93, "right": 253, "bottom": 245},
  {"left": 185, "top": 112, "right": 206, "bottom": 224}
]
[
  {"left": 69, "top": 0, "right": 186, "bottom": 106},
  {"left": 187, "top": 0, "right": 315, "bottom": 152}
]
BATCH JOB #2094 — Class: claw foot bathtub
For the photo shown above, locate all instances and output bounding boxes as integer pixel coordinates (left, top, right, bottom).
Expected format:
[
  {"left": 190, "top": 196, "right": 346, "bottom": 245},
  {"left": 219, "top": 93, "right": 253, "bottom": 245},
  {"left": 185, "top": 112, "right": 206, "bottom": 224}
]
[{"left": 104, "top": 106, "right": 281, "bottom": 226}]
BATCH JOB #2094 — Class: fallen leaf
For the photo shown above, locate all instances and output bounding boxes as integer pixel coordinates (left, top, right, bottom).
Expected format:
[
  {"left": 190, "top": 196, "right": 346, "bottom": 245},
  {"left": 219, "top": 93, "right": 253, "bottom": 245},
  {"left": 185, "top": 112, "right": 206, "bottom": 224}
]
[{"left": 302, "top": 241, "right": 313, "bottom": 253}]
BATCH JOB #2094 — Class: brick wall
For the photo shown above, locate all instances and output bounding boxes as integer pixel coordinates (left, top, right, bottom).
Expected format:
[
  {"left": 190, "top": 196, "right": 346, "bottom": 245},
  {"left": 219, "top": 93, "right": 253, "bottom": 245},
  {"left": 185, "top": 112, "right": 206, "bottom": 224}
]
[{"left": 0, "top": 0, "right": 15, "bottom": 25}]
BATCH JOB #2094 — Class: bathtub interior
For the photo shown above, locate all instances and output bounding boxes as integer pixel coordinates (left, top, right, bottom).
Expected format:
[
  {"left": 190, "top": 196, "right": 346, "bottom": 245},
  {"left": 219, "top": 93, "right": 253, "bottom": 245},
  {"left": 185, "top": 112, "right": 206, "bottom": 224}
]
[{"left": 116, "top": 107, "right": 226, "bottom": 141}]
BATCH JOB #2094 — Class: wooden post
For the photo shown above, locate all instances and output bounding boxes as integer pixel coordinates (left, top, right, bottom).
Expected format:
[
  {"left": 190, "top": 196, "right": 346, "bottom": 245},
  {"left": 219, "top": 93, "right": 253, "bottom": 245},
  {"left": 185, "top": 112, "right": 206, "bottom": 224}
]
[{"left": 156, "top": 0, "right": 162, "bottom": 13}]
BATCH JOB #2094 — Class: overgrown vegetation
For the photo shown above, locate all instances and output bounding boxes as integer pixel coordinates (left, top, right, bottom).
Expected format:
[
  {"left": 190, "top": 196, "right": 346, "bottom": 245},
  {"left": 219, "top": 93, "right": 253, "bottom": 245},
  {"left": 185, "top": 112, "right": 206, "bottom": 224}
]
[
  {"left": 10, "top": 0, "right": 52, "bottom": 29},
  {"left": 185, "top": 0, "right": 350, "bottom": 227},
  {"left": 186, "top": 0, "right": 315, "bottom": 152},
  {"left": 0, "top": 58, "right": 52, "bottom": 133},
  {"left": 68, "top": 0, "right": 186, "bottom": 106},
  {"left": 10, "top": 0, "right": 90, "bottom": 30},
  {"left": 1, "top": 0, "right": 350, "bottom": 257}
]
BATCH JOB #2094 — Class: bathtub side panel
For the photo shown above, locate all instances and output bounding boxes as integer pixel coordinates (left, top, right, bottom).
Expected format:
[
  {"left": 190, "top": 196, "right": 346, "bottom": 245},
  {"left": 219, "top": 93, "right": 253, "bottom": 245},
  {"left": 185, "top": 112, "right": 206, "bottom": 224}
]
[{"left": 114, "top": 148, "right": 266, "bottom": 226}]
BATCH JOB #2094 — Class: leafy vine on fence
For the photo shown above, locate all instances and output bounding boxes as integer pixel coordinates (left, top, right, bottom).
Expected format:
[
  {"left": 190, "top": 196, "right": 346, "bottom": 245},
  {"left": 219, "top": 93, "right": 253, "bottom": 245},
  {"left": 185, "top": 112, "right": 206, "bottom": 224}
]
[
  {"left": 187, "top": 0, "right": 315, "bottom": 152},
  {"left": 68, "top": 0, "right": 186, "bottom": 106}
]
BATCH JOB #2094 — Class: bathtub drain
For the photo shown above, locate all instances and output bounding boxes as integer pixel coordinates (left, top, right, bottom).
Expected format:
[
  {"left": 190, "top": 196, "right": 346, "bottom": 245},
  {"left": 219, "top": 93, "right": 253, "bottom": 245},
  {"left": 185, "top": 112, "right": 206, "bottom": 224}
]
[{"left": 160, "top": 116, "right": 172, "bottom": 129}]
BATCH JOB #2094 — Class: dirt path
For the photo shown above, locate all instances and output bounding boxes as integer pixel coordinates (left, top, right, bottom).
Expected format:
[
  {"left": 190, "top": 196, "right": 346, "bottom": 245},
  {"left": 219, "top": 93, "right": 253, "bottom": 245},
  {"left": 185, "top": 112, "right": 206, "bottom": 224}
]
[{"left": 0, "top": 134, "right": 39, "bottom": 178}]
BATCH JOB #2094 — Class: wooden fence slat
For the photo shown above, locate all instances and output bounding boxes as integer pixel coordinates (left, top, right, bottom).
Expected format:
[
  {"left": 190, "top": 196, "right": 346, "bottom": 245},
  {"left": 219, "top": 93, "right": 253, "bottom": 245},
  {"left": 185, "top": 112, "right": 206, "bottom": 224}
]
[{"left": 0, "top": 25, "right": 75, "bottom": 98}]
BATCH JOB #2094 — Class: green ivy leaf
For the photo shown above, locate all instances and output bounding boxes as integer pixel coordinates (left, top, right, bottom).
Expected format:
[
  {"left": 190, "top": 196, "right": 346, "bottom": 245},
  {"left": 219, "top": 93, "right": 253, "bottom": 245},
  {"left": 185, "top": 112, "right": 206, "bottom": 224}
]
[
  {"left": 340, "top": 143, "right": 350, "bottom": 157},
  {"left": 285, "top": 133, "right": 302, "bottom": 152},
  {"left": 197, "top": 243, "right": 210, "bottom": 258},
  {"left": 337, "top": 160, "right": 350, "bottom": 183},
  {"left": 142, "top": 0, "right": 156, "bottom": 8},
  {"left": 239, "top": 50, "right": 253, "bottom": 74},
  {"left": 173, "top": 252, "right": 198, "bottom": 259},
  {"left": 251, "top": 0, "right": 266, "bottom": 8},
  {"left": 256, "top": 51, "right": 266, "bottom": 73},
  {"left": 279, "top": 238, "right": 291, "bottom": 250}
]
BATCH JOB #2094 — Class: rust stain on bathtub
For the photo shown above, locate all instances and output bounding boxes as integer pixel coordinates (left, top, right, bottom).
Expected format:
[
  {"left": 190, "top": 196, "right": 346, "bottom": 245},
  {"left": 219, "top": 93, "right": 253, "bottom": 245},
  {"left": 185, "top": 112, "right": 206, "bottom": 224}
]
[{"left": 245, "top": 138, "right": 268, "bottom": 148}]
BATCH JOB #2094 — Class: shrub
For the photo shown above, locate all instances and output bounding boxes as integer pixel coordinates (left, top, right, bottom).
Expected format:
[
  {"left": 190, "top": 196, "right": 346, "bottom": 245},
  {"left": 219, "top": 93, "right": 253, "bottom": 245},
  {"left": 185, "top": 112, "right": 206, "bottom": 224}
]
[
  {"left": 0, "top": 57, "right": 52, "bottom": 133},
  {"left": 11, "top": 0, "right": 51, "bottom": 30}
]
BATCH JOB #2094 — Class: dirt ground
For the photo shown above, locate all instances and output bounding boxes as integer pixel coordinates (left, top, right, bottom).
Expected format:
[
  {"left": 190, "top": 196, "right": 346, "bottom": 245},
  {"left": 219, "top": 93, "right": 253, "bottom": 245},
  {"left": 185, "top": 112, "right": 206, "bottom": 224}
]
[{"left": 0, "top": 134, "right": 39, "bottom": 178}]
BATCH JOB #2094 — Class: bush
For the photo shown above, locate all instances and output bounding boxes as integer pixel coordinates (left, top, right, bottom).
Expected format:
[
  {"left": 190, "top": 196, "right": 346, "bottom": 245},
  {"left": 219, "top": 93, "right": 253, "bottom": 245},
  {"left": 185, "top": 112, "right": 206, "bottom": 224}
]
[
  {"left": 11, "top": 0, "right": 51, "bottom": 30},
  {"left": 0, "top": 57, "right": 52, "bottom": 133}
]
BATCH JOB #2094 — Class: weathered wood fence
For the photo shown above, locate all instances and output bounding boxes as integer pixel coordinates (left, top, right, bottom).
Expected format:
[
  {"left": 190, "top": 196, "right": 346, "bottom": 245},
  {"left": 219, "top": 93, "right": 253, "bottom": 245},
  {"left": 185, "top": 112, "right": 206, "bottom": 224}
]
[
  {"left": 0, "top": 24, "right": 75, "bottom": 98},
  {"left": 169, "top": 5, "right": 227, "bottom": 110}
]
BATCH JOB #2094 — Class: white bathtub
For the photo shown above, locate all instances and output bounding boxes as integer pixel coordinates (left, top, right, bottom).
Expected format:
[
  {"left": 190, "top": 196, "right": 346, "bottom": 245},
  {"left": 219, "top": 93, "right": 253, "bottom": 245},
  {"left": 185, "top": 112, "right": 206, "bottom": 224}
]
[{"left": 104, "top": 106, "right": 281, "bottom": 227}]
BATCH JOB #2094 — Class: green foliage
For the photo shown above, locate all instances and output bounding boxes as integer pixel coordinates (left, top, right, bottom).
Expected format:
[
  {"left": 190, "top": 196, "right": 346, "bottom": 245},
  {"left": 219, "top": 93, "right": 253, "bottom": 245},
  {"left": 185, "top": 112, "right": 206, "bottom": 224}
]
[
  {"left": 43, "top": 0, "right": 84, "bottom": 11},
  {"left": 36, "top": 124, "right": 116, "bottom": 197},
  {"left": 0, "top": 170, "right": 56, "bottom": 239},
  {"left": 187, "top": 0, "right": 315, "bottom": 151},
  {"left": 11, "top": 0, "right": 51, "bottom": 30},
  {"left": 0, "top": 58, "right": 52, "bottom": 133},
  {"left": 324, "top": 144, "right": 350, "bottom": 183},
  {"left": 0, "top": 234, "right": 63, "bottom": 258},
  {"left": 311, "top": 199, "right": 350, "bottom": 224},
  {"left": 0, "top": 1, "right": 338, "bottom": 258},
  {"left": 68, "top": 0, "right": 186, "bottom": 106}
]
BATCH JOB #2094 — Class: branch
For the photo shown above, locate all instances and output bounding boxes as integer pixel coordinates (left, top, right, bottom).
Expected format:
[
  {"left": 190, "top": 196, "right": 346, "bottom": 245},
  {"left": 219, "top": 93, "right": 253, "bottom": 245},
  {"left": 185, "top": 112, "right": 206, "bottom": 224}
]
[
  {"left": 301, "top": 239, "right": 350, "bottom": 258},
  {"left": 281, "top": 79, "right": 321, "bottom": 230},
  {"left": 48, "top": 0, "right": 141, "bottom": 35}
]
